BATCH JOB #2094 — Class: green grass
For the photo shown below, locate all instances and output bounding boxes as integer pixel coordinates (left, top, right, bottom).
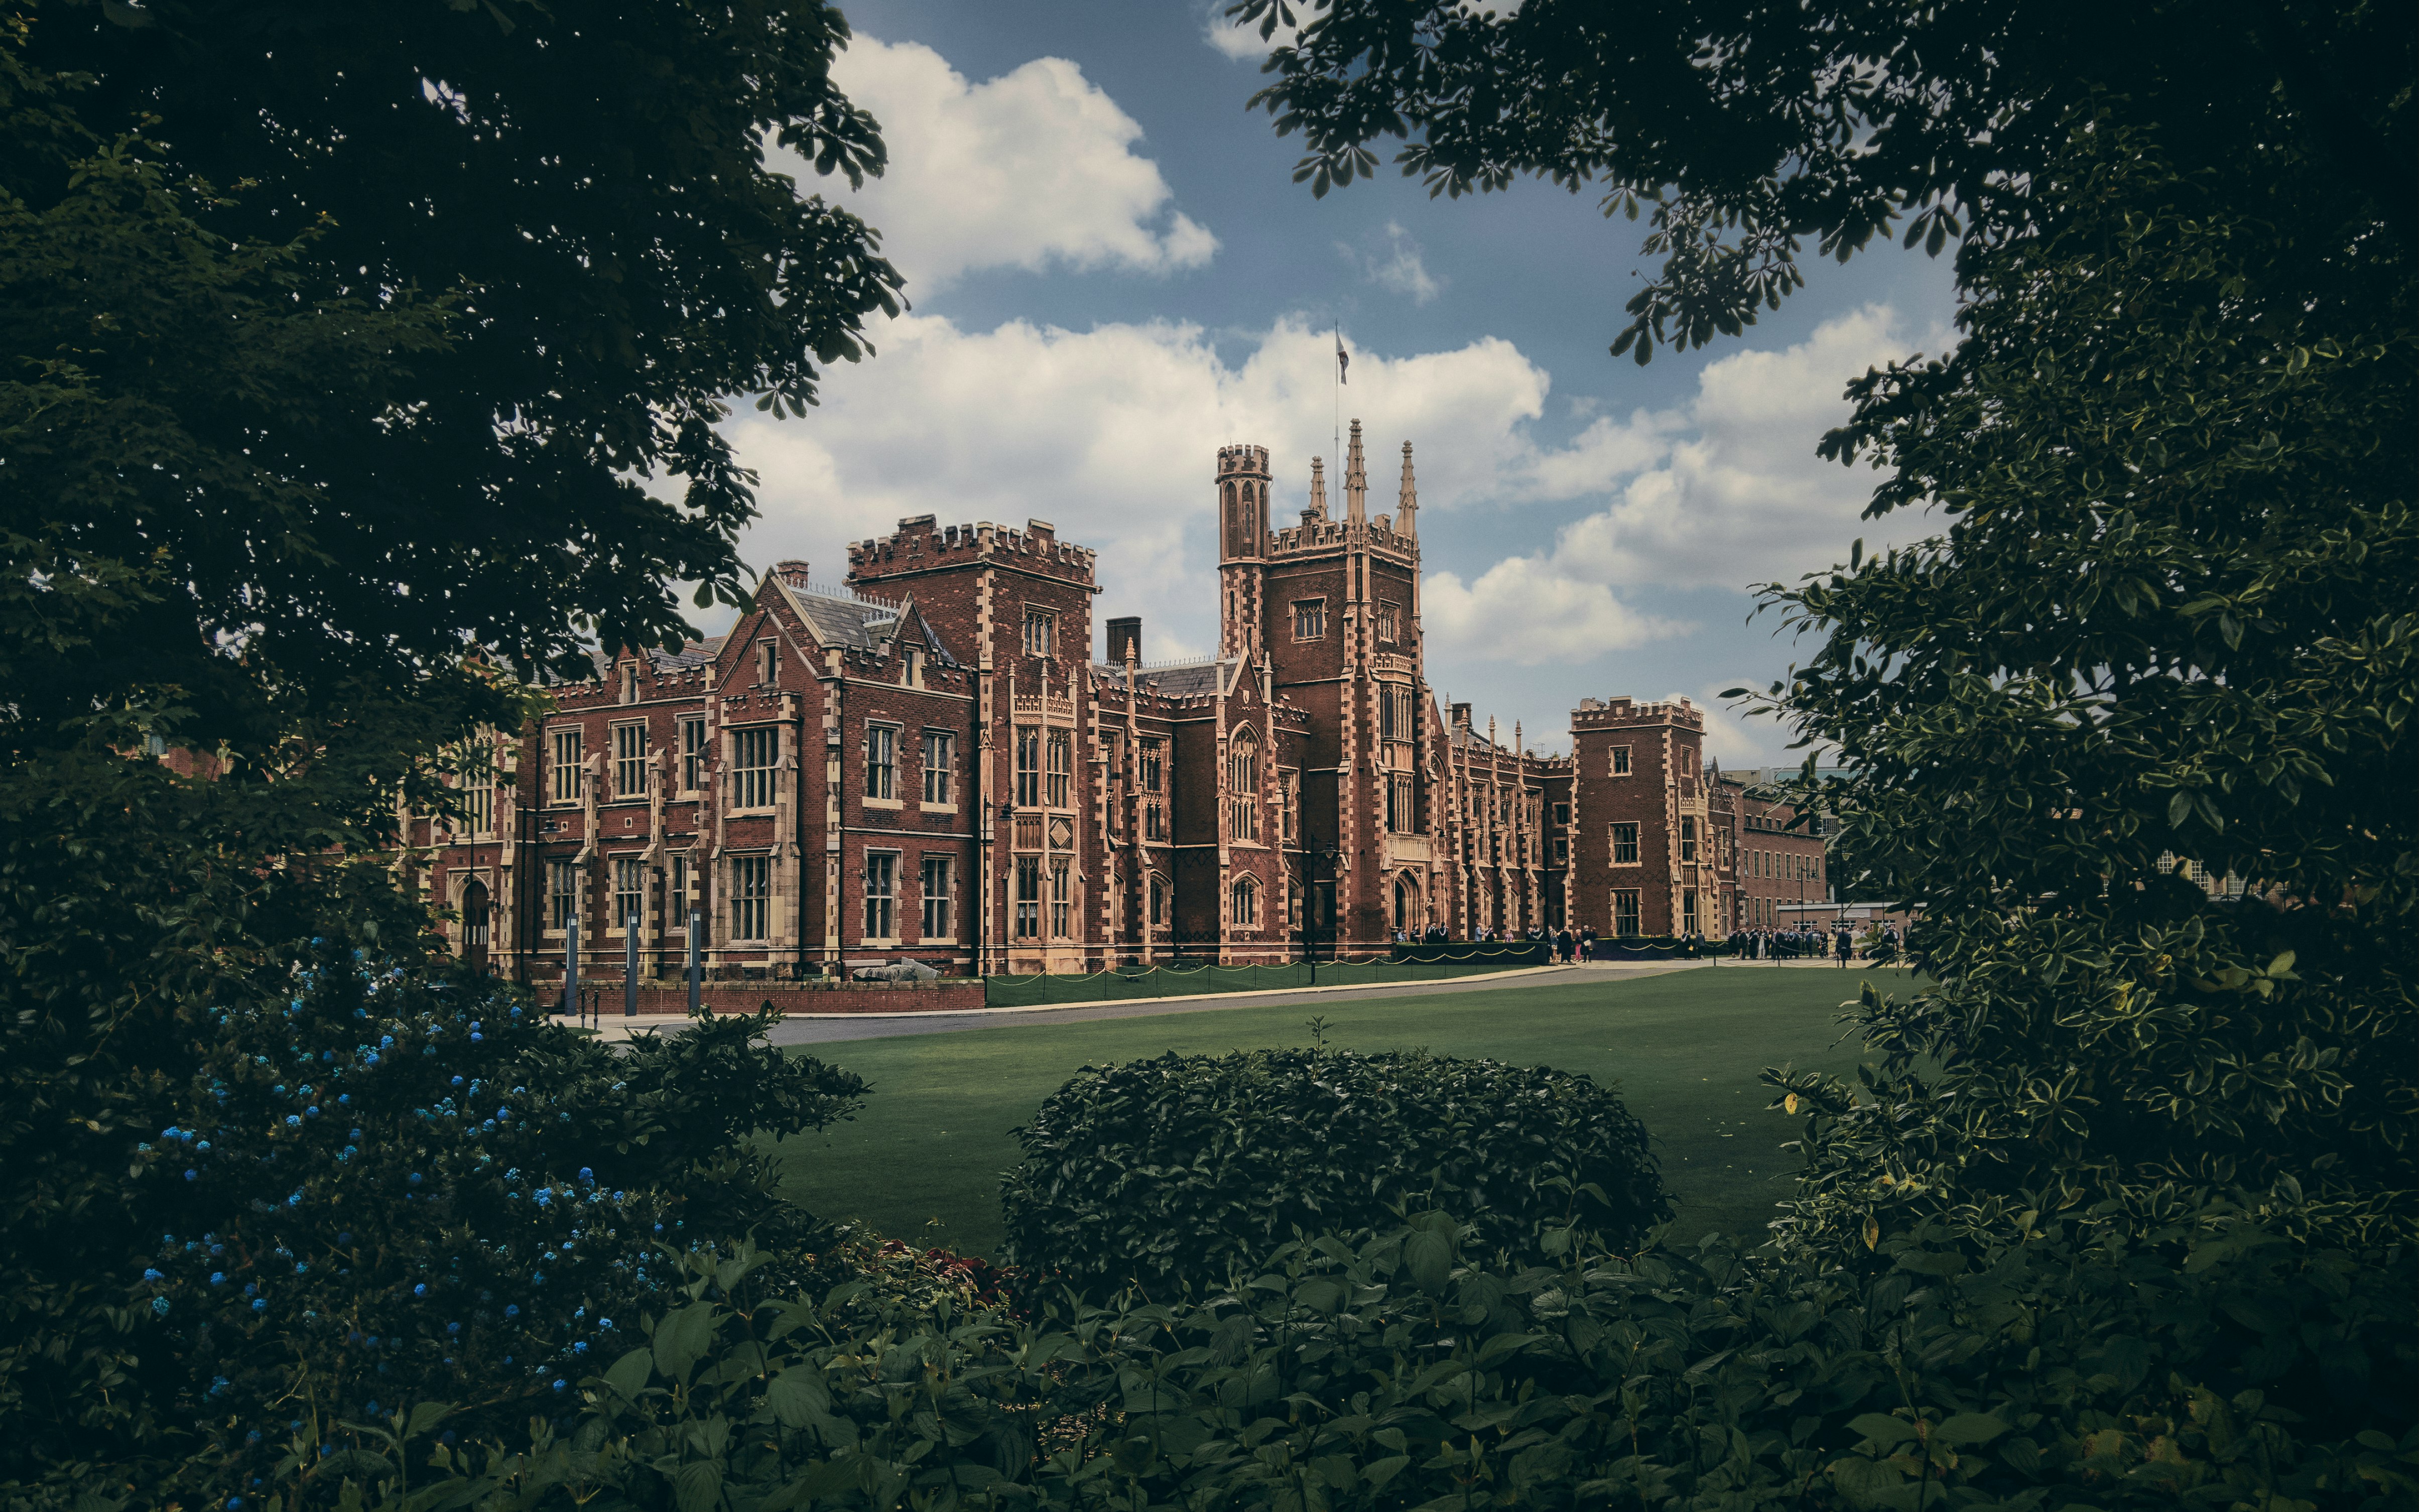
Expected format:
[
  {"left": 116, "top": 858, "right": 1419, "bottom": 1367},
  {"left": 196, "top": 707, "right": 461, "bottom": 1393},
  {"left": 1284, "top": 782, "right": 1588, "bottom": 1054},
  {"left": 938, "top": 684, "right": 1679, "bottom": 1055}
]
[{"left": 772, "top": 964, "right": 1915, "bottom": 1256}]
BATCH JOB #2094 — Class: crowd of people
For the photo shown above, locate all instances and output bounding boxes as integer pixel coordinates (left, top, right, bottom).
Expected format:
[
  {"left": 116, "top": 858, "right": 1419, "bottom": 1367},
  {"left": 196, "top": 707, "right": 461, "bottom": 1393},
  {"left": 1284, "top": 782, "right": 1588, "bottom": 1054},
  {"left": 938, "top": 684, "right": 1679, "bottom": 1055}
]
[{"left": 1389, "top": 918, "right": 1909, "bottom": 966}]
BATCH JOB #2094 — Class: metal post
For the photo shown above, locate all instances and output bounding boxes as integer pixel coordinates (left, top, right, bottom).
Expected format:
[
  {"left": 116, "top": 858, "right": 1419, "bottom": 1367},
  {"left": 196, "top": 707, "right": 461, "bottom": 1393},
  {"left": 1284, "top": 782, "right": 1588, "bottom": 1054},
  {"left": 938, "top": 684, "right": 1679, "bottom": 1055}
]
[
  {"left": 565, "top": 916, "right": 579, "bottom": 1014},
  {"left": 687, "top": 907, "right": 702, "bottom": 1017},
  {"left": 625, "top": 914, "right": 640, "bottom": 1016}
]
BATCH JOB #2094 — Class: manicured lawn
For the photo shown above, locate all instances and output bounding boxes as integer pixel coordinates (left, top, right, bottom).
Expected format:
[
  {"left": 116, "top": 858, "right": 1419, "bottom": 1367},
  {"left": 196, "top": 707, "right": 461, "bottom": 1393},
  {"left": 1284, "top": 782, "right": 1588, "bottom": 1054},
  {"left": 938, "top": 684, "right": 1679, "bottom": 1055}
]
[{"left": 772, "top": 963, "right": 1917, "bottom": 1257}]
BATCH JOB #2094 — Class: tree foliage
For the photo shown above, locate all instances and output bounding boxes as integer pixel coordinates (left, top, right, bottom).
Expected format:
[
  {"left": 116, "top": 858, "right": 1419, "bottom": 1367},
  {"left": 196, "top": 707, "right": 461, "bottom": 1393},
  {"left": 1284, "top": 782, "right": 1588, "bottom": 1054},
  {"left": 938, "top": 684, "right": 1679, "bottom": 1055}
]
[
  {"left": 1231, "top": 0, "right": 2409, "bottom": 361},
  {"left": 998, "top": 1046, "right": 1667, "bottom": 1297},
  {"left": 0, "top": 4, "right": 903, "bottom": 1502},
  {"left": 1749, "top": 117, "right": 2414, "bottom": 1250}
]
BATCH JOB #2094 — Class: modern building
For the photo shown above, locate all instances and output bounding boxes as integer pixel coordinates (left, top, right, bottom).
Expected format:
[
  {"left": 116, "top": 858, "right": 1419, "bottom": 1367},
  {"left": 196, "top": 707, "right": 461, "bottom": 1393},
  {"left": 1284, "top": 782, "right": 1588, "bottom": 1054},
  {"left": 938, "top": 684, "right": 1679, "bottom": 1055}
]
[{"left": 400, "top": 423, "right": 1831, "bottom": 982}]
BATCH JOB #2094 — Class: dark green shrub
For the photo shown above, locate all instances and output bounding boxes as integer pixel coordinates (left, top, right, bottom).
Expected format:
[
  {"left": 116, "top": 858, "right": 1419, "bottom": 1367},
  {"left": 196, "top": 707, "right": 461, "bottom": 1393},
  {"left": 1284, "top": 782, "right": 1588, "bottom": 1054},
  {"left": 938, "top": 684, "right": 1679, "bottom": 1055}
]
[
  {"left": 996, "top": 1046, "right": 1667, "bottom": 1295},
  {"left": 259, "top": 1214, "right": 2412, "bottom": 1511}
]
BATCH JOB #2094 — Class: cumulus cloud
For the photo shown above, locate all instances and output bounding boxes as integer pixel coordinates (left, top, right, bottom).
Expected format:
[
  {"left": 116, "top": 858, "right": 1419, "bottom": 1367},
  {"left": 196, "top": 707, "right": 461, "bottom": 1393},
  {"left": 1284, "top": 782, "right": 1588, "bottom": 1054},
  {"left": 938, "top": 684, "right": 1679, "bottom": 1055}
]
[
  {"left": 720, "top": 306, "right": 1930, "bottom": 676},
  {"left": 1526, "top": 305, "right": 1941, "bottom": 589},
  {"left": 726, "top": 313, "right": 1604, "bottom": 664},
  {"left": 1423, "top": 558, "right": 1687, "bottom": 665},
  {"left": 1339, "top": 222, "right": 1447, "bottom": 305},
  {"left": 810, "top": 39, "right": 1216, "bottom": 290}
]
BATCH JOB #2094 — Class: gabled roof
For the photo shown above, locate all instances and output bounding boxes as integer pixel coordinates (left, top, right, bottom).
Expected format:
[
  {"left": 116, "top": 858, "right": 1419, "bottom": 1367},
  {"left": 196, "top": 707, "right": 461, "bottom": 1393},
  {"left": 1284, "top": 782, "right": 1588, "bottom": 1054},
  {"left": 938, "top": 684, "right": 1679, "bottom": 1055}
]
[{"left": 767, "top": 578, "right": 958, "bottom": 666}]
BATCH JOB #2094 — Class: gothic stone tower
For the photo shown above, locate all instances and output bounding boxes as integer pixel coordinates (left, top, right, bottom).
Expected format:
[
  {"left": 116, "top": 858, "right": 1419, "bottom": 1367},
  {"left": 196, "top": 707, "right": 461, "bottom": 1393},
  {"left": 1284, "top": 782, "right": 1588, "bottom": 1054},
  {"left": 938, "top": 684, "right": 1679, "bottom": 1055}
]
[
  {"left": 1217, "top": 443, "right": 1271, "bottom": 660},
  {"left": 1222, "top": 420, "right": 1438, "bottom": 948}
]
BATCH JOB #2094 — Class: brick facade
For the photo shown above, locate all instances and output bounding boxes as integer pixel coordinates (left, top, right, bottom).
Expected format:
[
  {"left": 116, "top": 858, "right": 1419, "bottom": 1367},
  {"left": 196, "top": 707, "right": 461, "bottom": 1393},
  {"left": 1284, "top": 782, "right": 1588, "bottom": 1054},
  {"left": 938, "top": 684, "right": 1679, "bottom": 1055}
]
[{"left": 402, "top": 424, "right": 1828, "bottom": 981}]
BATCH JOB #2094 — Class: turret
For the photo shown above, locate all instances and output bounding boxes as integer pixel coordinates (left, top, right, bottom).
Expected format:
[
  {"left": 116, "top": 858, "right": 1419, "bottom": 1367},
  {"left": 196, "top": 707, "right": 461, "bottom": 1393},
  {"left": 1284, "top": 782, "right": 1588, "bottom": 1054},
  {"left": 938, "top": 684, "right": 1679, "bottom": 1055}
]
[
  {"left": 1344, "top": 419, "right": 1368, "bottom": 526},
  {"left": 1396, "top": 442, "right": 1419, "bottom": 538},
  {"left": 1217, "top": 443, "right": 1271, "bottom": 562}
]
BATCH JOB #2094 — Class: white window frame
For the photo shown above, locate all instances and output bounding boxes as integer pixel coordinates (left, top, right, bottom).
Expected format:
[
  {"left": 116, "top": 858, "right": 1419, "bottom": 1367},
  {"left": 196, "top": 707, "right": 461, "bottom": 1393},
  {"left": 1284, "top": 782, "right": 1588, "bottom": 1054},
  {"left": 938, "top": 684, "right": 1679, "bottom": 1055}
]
[
  {"left": 549, "top": 728, "right": 584, "bottom": 807},
  {"left": 729, "top": 854, "right": 773, "bottom": 942},
  {"left": 921, "top": 729, "right": 955, "bottom": 807},
  {"left": 920, "top": 855, "right": 954, "bottom": 941},
  {"left": 729, "top": 726, "right": 778, "bottom": 811},
  {"left": 865, "top": 723, "right": 899, "bottom": 803},
  {"left": 862, "top": 851, "right": 898, "bottom": 942},
  {"left": 610, "top": 855, "right": 646, "bottom": 935},
  {"left": 612, "top": 720, "right": 649, "bottom": 801}
]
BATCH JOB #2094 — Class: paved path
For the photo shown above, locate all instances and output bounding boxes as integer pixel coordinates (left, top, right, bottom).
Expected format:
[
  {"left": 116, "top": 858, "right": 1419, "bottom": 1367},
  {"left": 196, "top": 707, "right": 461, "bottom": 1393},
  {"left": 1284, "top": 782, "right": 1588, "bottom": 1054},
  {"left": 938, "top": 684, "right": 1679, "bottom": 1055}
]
[{"left": 576, "top": 958, "right": 1729, "bottom": 1047}]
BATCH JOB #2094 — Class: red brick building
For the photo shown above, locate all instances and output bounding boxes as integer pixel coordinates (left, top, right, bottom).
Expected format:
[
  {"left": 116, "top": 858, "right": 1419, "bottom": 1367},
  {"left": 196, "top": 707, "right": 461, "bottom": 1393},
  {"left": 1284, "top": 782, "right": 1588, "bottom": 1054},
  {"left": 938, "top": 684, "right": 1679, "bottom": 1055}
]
[{"left": 401, "top": 423, "right": 1828, "bottom": 982}]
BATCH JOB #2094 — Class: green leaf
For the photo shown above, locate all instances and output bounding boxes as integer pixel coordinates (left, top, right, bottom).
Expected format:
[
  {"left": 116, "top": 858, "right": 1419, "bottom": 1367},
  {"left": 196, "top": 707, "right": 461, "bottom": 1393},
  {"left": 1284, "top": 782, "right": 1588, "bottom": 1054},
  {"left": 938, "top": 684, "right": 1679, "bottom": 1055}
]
[
  {"left": 766, "top": 1366, "right": 831, "bottom": 1429},
  {"left": 653, "top": 1301, "right": 720, "bottom": 1384},
  {"left": 1935, "top": 1413, "right": 2008, "bottom": 1446},
  {"left": 1404, "top": 1228, "right": 1453, "bottom": 1294},
  {"left": 1849, "top": 1413, "right": 1919, "bottom": 1447}
]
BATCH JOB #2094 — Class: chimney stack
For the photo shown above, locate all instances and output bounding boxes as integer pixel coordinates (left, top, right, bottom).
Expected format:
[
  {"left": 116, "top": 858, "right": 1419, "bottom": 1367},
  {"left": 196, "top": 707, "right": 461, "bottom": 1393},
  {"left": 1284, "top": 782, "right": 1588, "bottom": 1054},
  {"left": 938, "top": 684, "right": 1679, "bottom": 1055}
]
[{"left": 1105, "top": 616, "right": 1142, "bottom": 664}]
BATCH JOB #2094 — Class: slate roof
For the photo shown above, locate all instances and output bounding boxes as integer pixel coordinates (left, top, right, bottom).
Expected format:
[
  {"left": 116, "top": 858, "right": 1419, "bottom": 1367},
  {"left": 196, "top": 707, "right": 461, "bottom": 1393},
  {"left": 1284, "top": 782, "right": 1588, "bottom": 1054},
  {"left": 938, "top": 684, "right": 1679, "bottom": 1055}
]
[
  {"left": 647, "top": 638, "right": 723, "bottom": 672},
  {"left": 1094, "top": 659, "right": 1232, "bottom": 698},
  {"left": 772, "top": 580, "right": 961, "bottom": 667}
]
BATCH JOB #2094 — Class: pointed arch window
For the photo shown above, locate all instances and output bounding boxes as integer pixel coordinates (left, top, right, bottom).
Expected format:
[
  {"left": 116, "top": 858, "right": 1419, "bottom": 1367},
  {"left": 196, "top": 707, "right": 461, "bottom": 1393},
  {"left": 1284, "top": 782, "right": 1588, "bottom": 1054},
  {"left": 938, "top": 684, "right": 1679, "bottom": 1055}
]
[{"left": 1227, "top": 732, "right": 1259, "bottom": 839}]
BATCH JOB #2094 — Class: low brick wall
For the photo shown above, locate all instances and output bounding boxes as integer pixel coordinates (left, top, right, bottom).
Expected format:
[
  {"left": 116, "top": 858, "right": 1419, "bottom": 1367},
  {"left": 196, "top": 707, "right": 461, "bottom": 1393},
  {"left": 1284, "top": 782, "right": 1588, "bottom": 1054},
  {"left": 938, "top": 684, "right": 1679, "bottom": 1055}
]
[{"left": 553, "top": 979, "right": 988, "bottom": 1018}]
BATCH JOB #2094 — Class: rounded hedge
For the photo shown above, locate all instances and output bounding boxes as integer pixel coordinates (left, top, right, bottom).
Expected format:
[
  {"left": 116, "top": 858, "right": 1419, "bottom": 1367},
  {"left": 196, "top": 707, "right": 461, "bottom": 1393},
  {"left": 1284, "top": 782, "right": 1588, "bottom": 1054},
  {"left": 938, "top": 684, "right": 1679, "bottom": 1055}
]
[{"left": 998, "top": 1046, "right": 1668, "bottom": 1295}]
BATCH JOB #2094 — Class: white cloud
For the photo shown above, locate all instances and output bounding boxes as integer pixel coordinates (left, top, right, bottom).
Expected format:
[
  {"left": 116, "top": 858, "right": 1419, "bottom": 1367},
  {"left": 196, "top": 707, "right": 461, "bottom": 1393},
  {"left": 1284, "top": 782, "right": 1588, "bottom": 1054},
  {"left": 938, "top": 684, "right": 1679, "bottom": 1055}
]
[
  {"left": 721, "top": 306, "right": 1931, "bottom": 678},
  {"left": 727, "top": 313, "right": 1629, "bottom": 664},
  {"left": 1527, "top": 305, "right": 1940, "bottom": 589},
  {"left": 1423, "top": 558, "right": 1687, "bottom": 665},
  {"left": 813, "top": 39, "right": 1216, "bottom": 291},
  {"left": 1203, "top": 0, "right": 1298, "bottom": 59},
  {"left": 1338, "top": 222, "right": 1447, "bottom": 305}
]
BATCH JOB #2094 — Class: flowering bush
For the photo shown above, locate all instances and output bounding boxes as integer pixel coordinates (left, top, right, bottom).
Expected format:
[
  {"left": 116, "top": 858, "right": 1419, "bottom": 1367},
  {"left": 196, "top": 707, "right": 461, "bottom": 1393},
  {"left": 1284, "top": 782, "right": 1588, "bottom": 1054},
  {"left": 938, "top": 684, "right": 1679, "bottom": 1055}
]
[{"left": 85, "top": 938, "right": 864, "bottom": 1508}]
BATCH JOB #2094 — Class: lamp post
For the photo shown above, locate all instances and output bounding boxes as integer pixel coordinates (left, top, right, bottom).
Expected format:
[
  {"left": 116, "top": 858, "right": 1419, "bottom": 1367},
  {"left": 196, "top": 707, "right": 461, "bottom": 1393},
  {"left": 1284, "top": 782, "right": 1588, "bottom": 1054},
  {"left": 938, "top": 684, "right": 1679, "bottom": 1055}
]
[{"left": 687, "top": 907, "right": 702, "bottom": 1017}]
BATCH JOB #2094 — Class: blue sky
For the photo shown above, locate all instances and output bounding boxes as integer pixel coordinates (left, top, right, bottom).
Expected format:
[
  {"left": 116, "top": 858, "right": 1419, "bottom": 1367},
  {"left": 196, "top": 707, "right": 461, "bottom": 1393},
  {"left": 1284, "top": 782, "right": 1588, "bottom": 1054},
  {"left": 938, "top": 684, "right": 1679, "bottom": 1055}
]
[{"left": 723, "top": 0, "right": 1961, "bottom": 763}]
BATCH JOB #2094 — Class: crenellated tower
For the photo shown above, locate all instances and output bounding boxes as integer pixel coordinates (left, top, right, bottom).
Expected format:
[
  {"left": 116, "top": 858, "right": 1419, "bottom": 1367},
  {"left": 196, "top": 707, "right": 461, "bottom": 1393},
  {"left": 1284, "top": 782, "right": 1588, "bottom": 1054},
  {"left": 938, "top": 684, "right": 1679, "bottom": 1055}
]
[{"left": 1216, "top": 442, "right": 1271, "bottom": 660}]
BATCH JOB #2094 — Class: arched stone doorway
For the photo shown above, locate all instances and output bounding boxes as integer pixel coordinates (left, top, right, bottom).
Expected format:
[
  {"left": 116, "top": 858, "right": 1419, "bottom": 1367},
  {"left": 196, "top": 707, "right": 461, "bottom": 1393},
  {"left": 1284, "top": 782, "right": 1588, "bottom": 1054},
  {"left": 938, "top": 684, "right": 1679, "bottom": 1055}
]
[{"left": 460, "top": 876, "right": 491, "bottom": 974}]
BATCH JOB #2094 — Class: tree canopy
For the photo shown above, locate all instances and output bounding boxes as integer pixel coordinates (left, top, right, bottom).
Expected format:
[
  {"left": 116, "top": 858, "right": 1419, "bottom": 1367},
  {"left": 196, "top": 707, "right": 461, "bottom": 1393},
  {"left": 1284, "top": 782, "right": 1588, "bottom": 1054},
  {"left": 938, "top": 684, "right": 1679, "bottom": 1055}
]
[{"left": 1234, "top": 0, "right": 2410, "bottom": 360}]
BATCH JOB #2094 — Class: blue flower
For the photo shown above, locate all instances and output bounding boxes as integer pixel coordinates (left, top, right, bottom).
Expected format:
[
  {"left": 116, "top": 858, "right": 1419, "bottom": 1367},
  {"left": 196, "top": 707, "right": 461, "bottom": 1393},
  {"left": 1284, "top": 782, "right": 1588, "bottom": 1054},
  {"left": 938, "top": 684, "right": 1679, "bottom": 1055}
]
[
  {"left": 294, "top": 1263, "right": 308, "bottom": 1275},
  {"left": 408, "top": 1172, "right": 423, "bottom": 1186},
  {"left": 578, "top": 1167, "right": 594, "bottom": 1184},
  {"left": 447, "top": 1321, "right": 462, "bottom": 1335},
  {"left": 469, "top": 1034, "right": 483, "bottom": 1044},
  {"left": 552, "top": 1378, "right": 566, "bottom": 1391},
  {"left": 287, "top": 1192, "right": 303, "bottom": 1207},
  {"left": 452, "top": 1076, "right": 465, "bottom": 1087},
  {"left": 380, "top": 1036, "right": 395, "bottom": 1049},
  {"left": 572, "top": 1341, "right": 588, "bottom": 1354},
  {"left": 598, "top": 1318, "right": 613, "bottom": 1330},
  {"left": 152, "top": 1297, "right": 171, "bottom": 1317},
  {"left": 504, "top": 1304, "right": 520, "bottom": 1318},
  {"left": 337, "top": 1093, "right": 350, "bottom": 1105},
  {"left": 413, "top": 1283, "right": 427, "bottom": 1297},
  {"left": 143, "top": 1268, "right": 163, "bottom": 1283},
  {"left": 197, "top": 1140, "right": 211, "bottom": 1152},
  {"left": 251, "top": 1298, "right": 267, "bottom": 1312},
  {"left": 305, "top": 1106, "right": 319, "bottom": 1118},
  {"left": 338, "top": 1232, "right": 351, "bottom": 1244},
  {"left": 210, "top": 1272, "right": 226, "bottom": 1286},
  {"left": 284, "top": 1116, "right": 301, "bottom": 1128}
]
